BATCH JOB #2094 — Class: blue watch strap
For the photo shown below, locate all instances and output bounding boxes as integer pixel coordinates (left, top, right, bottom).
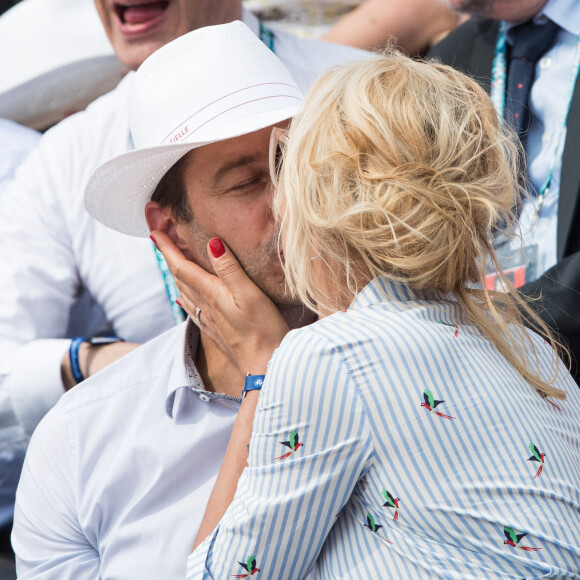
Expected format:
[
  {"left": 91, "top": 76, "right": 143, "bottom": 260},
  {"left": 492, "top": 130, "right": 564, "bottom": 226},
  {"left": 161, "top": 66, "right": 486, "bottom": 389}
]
[
  {"left": 242, "top": 374, "right": 265, "bottom": 399},
  {"left": 69, "top": 336, "right": 88, "bottom": 384}
]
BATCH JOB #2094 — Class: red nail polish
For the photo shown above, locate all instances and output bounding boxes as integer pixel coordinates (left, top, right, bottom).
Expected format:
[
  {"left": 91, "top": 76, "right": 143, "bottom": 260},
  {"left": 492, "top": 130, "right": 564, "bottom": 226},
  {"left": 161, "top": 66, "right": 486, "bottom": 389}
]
[
  {"left": 150, "top": 234, "right": 158, "bottom": 249},
  {"left": 209, "top": 238, "right": 225, "bottom": 258},
  {"left": 175, "top": 297, "right": 183, "bottom": 308}
]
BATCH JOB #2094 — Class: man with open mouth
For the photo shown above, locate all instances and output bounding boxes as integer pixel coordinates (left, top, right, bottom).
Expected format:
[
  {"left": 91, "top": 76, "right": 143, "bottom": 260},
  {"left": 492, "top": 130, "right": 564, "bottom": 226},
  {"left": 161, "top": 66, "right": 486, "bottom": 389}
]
[{"left": 97, "top": 0, "right": 243, "bottom": 69}]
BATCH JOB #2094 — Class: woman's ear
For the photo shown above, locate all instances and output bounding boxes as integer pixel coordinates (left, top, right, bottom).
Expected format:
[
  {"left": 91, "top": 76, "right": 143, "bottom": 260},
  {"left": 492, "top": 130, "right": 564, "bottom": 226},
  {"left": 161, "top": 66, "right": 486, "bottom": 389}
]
[{"left": 145, "top": 201, "right": 188, "bottom": 251}]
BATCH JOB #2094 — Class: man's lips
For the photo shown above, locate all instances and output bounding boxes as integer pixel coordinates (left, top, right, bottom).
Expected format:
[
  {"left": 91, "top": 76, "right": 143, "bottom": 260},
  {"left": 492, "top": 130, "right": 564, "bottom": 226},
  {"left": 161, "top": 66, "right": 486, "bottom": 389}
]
[{"left": 114, "top": 0, "right": 169, "bottom": 33}]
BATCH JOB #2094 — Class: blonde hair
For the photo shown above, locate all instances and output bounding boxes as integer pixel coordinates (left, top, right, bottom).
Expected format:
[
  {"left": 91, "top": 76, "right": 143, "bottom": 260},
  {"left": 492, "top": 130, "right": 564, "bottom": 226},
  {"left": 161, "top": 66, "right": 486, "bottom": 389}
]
[{"left": 274, "top": 51, "right": 566, "bottom": 398}]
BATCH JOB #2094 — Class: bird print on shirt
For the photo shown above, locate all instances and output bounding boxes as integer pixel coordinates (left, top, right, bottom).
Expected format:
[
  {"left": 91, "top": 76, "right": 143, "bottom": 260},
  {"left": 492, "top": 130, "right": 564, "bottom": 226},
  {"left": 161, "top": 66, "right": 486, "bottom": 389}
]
[
  {"left": 232, "top": 556, "right": 261, "bottom": 577},
  {"left": 421, "top": 389, "right": 455, "bottom": 419},
  {"left": 364, "top": 513, "right": 393, "bottom": 544},
  {"left": 535, "top": 388, "right": 563, "bottom": 411},
  {"left": 381, "top": 490, "right": 400, "bottom": 521},
  {"left": 528, "top": 443, "right": 546, "bottom": 479},
  {"left": 503, "top": 526, "right": 541, "bottom": 552},
  {"left": 439, "top": 319, "right": 459, "bottom": 337},
  {"left": 275, "top": 431, "right": 303, "bottom": 460}
]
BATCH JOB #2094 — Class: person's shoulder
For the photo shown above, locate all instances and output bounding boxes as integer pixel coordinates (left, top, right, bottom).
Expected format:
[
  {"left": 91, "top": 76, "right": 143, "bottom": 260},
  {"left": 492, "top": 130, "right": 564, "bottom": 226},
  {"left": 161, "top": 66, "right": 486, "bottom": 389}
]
[
  {"left": 428, "top": 18, "right": 498, "bottom": 77},
  {"left": 273, "top": 28, "right": 372, "bottom": 92},
  {"left": 282, "top": 32, "right": 370, "bottom": 62},
  {"left": 2, "top": 74, "right": 134, "bottom": 204},
  {"left": 270, "top": 318, "right": 345, "bottom": 377},
  {"left": 25, "top": 322, "right": 189, "bottom": 487},
  {"left": 34, "top": 73, "right": 133, "bottom": 152},
  {"left": 58, "top": 322, "right": 187, "bottom": 416},
  {"left": 275, "top": 305, "right": 401, "bottom": 361},
  {"left": 429, "top": 18, "right": 498, "bottom": 56},
  {"left": 0, "top": 118, "right": 40, "bottom": 149},
  {"left": 285, "top": 295, "right": 468, "bottom": 360}
]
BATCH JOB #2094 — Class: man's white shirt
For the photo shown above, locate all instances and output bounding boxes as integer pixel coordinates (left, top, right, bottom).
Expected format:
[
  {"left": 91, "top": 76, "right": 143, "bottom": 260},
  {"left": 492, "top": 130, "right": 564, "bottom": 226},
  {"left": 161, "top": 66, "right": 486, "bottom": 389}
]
[{"left": 13, "top": 322, "right": 242, "bottom": 579}]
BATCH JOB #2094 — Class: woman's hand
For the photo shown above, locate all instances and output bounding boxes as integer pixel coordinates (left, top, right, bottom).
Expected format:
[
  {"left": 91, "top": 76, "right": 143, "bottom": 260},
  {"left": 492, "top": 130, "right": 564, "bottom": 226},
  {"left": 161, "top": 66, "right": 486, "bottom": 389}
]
[{"left": 150, "top": 231, "right": 289, "bottom": 375}]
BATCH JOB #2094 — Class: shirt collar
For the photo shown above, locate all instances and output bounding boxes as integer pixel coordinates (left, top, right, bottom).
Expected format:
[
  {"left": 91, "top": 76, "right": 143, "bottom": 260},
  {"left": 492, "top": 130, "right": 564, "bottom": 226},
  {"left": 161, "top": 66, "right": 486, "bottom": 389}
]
[
  {"left": 543, "top": 0, "right": 580, "bottom": 36},
  {"left": 165, "top": 319, "right": 202, "bottom": 418},
  {"left": 348, "top": 276, "right": 456, "bottom": 312},
  {"left": 165, "top": 320, "right": 241, "bottom": 419},
  {"left": 504, "top": 0, "right": 580, "bottom": 38}
]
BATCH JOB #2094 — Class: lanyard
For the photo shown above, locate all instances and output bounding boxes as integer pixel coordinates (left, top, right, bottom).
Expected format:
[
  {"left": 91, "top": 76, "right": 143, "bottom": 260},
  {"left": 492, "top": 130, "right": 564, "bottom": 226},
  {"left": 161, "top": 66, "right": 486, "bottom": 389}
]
[
  {"left": 490, "top": 23, "right": 580, "bottom": 217},
  {"left": 153, "top": 24, "right": 277, "bottom": 325},
  {"left": 259, "top": 21, "right": 275, "bottom": 51},
  {"left": 153, "top": 245, "right": 186, "bottom": 325}
]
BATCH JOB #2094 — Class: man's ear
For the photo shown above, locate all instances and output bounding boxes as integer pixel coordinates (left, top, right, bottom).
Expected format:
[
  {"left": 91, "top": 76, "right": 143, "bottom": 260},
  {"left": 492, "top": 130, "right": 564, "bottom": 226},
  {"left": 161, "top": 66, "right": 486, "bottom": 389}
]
[{"left": 145, "top": 201, "right": 189, "bottom": 251}]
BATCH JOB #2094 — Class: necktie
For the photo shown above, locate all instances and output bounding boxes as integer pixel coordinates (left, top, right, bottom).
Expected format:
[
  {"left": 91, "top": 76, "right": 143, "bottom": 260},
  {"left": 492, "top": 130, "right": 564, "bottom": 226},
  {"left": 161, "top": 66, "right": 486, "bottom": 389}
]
[{"left": 506, "top": 18, "right": 559, "bottom": 142}]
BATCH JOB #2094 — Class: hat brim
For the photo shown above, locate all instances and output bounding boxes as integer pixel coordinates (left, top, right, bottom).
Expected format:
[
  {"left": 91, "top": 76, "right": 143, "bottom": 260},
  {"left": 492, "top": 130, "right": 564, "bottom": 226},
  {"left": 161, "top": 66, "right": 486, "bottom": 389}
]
[{"left": 85, "top": 102, "right": 300, "bottom": 237}]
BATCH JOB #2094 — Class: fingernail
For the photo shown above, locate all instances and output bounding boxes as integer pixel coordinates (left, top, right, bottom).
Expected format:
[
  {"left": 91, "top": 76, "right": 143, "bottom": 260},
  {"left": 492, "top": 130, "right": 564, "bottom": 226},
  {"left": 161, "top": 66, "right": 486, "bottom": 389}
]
[
  {"left": 150, "top": 234, "right": 158, "bottom": 249},
  {"left": 209, "top": 238, "right": 225, "bottom": 258},
  {"left": 175, "top": 297, "right": 183, "bottom": 308}
]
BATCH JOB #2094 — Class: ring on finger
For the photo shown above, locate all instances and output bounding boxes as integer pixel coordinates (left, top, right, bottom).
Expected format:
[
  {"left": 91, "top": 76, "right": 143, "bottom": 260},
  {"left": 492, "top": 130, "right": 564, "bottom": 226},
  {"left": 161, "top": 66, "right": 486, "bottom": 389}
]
[{"left": 194, "top": 306, "right": 203, "bottom": 327}]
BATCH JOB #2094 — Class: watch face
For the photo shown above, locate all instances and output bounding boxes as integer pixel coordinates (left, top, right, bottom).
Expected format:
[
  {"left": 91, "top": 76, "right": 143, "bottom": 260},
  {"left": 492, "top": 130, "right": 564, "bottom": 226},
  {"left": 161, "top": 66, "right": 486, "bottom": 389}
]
[{"left": 88, "top": 336, "right": 122, "bottom": 345}]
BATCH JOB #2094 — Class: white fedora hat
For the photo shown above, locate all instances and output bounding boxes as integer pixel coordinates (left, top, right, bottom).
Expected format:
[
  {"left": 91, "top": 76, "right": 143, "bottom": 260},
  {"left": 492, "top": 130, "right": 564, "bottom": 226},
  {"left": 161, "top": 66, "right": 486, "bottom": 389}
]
[
  {"left": 0, "top": 0, "right": 125, "bottom": 130},
  {"left": 85, "top": 20, "right": 303, "bottom": 238}
]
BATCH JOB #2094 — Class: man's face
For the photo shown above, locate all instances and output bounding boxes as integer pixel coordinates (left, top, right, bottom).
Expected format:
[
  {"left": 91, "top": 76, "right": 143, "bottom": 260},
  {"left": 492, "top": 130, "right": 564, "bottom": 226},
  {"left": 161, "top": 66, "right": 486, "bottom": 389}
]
[
  {"left": 175, "top": 124, "right": 299, "bottom": 309},
  {"left": 443, "top": 0, "right": 548, "bottom": 20},
  {"left": 94, "top": 0, "right": 242, "bottom": 69}
]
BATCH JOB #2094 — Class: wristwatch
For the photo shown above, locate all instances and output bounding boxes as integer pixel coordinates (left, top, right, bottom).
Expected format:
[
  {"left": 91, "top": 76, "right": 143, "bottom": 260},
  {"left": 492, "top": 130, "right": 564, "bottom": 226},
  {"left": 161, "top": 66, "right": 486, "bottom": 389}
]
[{"left": 241, "top": 373, "right": 265, "bottom": 400}]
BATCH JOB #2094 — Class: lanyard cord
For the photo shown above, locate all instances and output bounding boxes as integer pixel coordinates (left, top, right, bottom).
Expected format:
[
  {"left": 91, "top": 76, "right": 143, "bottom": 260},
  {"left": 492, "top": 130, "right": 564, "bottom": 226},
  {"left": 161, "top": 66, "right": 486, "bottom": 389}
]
[
  {"left": 153, "top": 244, "right": 186, "bottom": 325},
  {"left": 259, "top": 21, "right": 275, "bottom": 51},
  {"left": 153, "top": 24, "right": 277, "bottom": 325},
  {"left": 490, "top": 23, "right": 580, "bottom": 217}
]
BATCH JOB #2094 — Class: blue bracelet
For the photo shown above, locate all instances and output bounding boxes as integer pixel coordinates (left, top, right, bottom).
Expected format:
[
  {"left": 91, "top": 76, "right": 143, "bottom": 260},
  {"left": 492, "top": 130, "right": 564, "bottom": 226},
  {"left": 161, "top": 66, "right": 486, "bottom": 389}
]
[
  {"left": 242, "top": 374, "right": 265, "bottom": 399},
  {"left": 69, "top": 337, "right": 88, "bottom": 384},
  {"left": 69, "top": 336, "right": 123, "bottom": 385}
]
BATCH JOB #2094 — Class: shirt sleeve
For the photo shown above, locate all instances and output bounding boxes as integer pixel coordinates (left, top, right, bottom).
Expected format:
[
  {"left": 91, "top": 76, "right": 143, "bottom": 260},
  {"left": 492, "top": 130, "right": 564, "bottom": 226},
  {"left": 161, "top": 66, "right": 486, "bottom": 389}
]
[
  {"left": 6, "top": 339, "right": 71, "bottom": 435},
  {"left": 0, "top": 130, "right": 82, "bottom": 435},
  {"left": 0, "top": 119, "right": 40, "bottom": 192},
  {"left": 186, "top": 328, "right": 374, "bottom": 579},
  {"left": 12, "top": 402, "right": 100, "bottom": 579}
]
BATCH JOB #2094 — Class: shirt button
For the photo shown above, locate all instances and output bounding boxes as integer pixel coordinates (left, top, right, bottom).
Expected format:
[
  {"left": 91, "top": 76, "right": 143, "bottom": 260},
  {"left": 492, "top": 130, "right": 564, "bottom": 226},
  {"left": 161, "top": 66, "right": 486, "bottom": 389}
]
[
  {"left": 199, "top": 393, "right": 210, "bottom": 402},
  {"left": 539, "top": 56, "right": 552, "bottom": 70}
]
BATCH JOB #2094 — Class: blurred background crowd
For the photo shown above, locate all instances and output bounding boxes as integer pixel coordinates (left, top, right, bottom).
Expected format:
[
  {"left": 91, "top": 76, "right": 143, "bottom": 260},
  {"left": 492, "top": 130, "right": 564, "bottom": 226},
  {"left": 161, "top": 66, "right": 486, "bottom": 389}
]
[{"left": 0, "top": 0, "right": 462, "bottom": 135}]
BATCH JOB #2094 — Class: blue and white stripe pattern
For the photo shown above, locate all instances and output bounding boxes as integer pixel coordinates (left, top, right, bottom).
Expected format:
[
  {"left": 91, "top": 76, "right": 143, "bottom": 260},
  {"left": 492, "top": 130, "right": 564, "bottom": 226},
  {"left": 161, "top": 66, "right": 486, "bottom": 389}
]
[{"left": 187, "top": 277, "right": 580, "bottom": 579}]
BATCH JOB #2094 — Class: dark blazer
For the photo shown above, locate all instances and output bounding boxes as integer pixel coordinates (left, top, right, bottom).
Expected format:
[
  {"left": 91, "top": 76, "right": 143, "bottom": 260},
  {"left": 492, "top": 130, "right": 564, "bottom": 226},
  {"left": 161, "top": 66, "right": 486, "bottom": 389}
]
[{"left": 429, "top": 20, "right": 580, "bottom": 382}]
